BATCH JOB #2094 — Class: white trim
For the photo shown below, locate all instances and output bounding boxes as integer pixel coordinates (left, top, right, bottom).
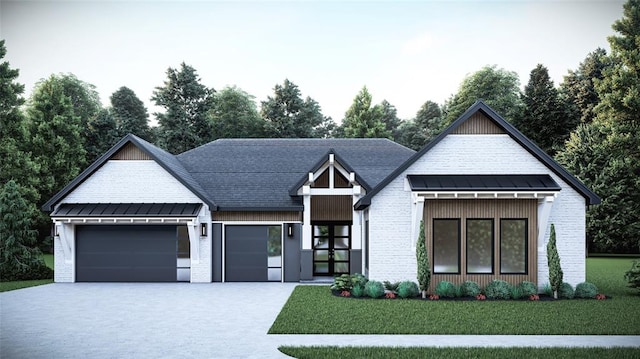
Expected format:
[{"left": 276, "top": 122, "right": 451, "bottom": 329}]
[
  {"left": 415, "top": 191, "right": 559, "bottom": 200},
  {"left": 307, "top": 188, "right": 355, "bottom": 195},
  {"left": 537, "top": 195, "right": 555, "bottom": 249}
]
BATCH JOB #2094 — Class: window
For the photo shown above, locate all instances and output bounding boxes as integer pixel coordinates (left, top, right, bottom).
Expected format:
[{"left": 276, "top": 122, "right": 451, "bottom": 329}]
[
  {"left": 466, "top": 219, "right": 493, "bottom": 274},
  {"left": 267, "top": 226, "right": 282, "bottom": 281},
  {"left": 500, "top": 219, "right": 527, "bottom": 274},
  {"left": 433, "top": 219, "right": 460, "bottom": 274},
  {"left": 176, "top": 226, "right": 191, "bottom": 282}
]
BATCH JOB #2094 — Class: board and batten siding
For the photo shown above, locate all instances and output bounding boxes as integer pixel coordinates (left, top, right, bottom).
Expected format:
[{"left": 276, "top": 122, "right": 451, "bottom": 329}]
[
  {"left": 367, "top": 134, "right": 587, "bottom": 288},
  {"left": 213, "top": 211, "right": 301, "bottom": 222},
  {"left": 62, "top": 160, "right": 202, "bottom": 204},
  {"left": 424, "top": 199, "right": 537, "bottom": 292}
]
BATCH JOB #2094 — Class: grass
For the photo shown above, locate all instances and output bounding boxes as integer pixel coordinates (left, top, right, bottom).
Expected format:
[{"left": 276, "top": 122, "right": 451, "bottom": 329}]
[
  {"left": 278, "top": 347, "right": 640, "bottom": 359},
  {"left": 268, "top": 257, "right": 640, "bottom": 335},
  {"left": 0, "top": 254, "right": 54, "bottom": 293}
]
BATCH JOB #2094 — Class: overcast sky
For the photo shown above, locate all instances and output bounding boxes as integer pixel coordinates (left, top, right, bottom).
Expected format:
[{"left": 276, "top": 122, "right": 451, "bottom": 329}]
[{"left": 1, "top": 0, "right": 625, "bottom": 124}]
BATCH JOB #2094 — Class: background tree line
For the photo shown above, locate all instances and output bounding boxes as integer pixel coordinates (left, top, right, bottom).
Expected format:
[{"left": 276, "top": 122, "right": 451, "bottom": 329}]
[{"left": 1, "top": 0, "right": 638, "bottom": 255}]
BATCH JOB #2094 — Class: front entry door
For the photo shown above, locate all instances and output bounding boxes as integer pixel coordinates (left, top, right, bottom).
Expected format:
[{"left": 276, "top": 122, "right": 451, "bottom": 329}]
[{"left": 312, "top": 223, "right": 350, "bottom": 276}]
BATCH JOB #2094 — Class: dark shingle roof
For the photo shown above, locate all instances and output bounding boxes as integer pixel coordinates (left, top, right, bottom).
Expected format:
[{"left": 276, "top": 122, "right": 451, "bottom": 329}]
[
  {"left": 177, "top": 138, "right": 415, "bottom": 210},
  {"left": 407, "top": 175, "right": 561, "bottom": 191}
]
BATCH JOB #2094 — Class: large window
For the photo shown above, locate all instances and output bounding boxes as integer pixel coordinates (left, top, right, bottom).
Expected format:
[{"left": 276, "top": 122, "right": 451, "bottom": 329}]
[
  {"left": 500, "top": 219, "right": 527, "bottom": 274},
  {"left": 466, "top": 219, "right": 493, "bottom": 274},
  {"left": 433, "top": 219, "right": 460, "bottom": 274},
  {"left": 267, "top": 226, "right": 282, "bottom": 281}
]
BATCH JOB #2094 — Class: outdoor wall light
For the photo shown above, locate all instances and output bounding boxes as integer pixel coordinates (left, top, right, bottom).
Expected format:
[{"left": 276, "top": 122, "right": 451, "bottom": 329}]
[
  {"left": 200, "top": 223, "right": 207, "bottom": 237},
  {"left": 287, "top": 223, "right": 294, "bottom": 237}
]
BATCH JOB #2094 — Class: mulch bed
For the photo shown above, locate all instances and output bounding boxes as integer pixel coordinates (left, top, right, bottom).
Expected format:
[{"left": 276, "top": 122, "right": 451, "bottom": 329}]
[{"left": 330, "top": 290, "right": 610, "bottom": 301}]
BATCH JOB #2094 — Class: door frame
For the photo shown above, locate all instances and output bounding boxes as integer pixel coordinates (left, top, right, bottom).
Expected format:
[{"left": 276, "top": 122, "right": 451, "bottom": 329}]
[{"left": 311, "top": 221, "right": 352, "bottom": 276}]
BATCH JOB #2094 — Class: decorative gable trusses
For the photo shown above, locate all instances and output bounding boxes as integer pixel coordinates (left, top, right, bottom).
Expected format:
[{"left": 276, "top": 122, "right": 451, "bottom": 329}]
[
  {"left": 290, "top": 150, "right": 369, "bottom": 197},
  {"left": 355, "top": 101, "right": 601, "bottom": 209},
  {"left": 42, "top": 134, "right": 217, "bottom": 212}
]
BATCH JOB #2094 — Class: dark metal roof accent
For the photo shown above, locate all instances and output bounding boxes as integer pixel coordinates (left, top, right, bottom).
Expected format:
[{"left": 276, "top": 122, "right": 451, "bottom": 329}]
[
  {"left": 355, "top": 101, "right": 601, "bottom": 209},
  {"left": 407, "top": 175, "right": 561, "bottom": 192},
  {"left": 51, "top": 203, "right": 202, "bottom": 217},
  {"left": 42, "top": 134, "right": 216, "bottom": 212}
]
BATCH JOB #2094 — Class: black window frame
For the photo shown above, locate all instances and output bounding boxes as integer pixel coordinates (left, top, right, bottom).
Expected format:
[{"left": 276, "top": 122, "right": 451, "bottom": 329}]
[
  {"left": 499, "top": 218, "right": 528, "bottom": 275},
  {"left": 465, "top": 218, "right": 494, "bottom": 275},
  {"left": 432, "top": 218, "right": 461, "bottom": 274}
]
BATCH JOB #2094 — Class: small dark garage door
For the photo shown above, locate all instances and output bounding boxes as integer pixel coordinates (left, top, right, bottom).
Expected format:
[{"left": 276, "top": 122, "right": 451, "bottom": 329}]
[
  {"left": 76, "top": 225, "right": 177, "bottom": 282},
  {"left": 225, "top": 226, "right": 275, "bottom": 282}
]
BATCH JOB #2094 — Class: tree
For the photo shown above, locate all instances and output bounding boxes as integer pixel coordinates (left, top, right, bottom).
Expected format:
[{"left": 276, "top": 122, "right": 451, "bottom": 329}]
[
  {"left": 85, "top": 109, "right": 120, "bottom": 162},
  {"left": 416, "top": 220, "right": 431, "bottom": 299},
  {"left": 152, "top": 63, "right": 215, "bottom": 154},
  {"left": 546, "top": 224, "right": 563, "bottom": 299},
  {"left": 261, "top": 79, "right": 332, "bottom": 138},
  {"left": 396, "top": 100, "right": 445, "bottom": 151},
  {"left": 110, "top": 86, "right": 152, "bottom": 140},
  {"left": 26, "top": 75, "right": 87, "bottom": 204},
  {"left": 0, "top": 40, "right": 40, "bottom": 217},
  {"left": 560, "top": 48, "right": 610, "bottom": 125},
  {"left": 210, "top": 86, "right": 265, "bottom": 139},
  {"left": 0, "top": 180, "right": 52, "bottom": 281},
  {"left": 341, "top": 86, "right": 391, "bottom": 138},
  {"left": 380, "top": 100, "right": 402, "bottom": 140},
  {"left": 557, "top": 0, "right": 640, "bottom": 253},
  {"left": 444, "top": 65, "right": 523, "bottom": 124},
  {"left": 515, "top": 64, "right": 572, "bottom": 155}
]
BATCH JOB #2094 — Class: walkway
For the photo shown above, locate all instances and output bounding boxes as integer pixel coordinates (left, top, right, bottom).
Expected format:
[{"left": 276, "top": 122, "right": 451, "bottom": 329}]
[{"left": 1, "top": 283, "right": 638, "bottom": 359}]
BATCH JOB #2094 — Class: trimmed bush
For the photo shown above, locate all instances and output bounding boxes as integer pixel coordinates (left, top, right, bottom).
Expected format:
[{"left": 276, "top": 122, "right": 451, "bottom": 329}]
[
  {"left": 624, "top": 260, "right": 640, "bottom": 292},
  {"left": 460, "top": 281, "right": 481, "bottom": 297},
  {"left": 383, "top": 281, "right": 400, "bottom": 292},
  {"left": 351, "top": 273, "right": 369, "bottom": 288},
  {"left": 351, "top": 284, "right": 365, "bottom": 298},
  {"left": 397, "top": 281, "right": 419, "bottom": 299},
  {"left": 330, "top": 274, "right": 352, "bottom": 291},
  {"left": 559, "top": 282, "right": 575, "bottom": 299},
  {"left": 364, "top": 280, "right": 385, "bottom": 299},
  {"left": 435, "top": 281, "right": 457, "bottom": 298},
  {"left": 574, "top": 282, "right": 598, "bottom": 299},
  {"left": 542, "top": 283, "right": 553, "bottom": 297},
  {"left": 510, "top": 285, "right": 524, "bottom": 300},
  {"left": 518, "top": 281, "right": 538, "bottom": 297},
  {"left": 484, "top": 280, "right": 512, "bottom": 300}
]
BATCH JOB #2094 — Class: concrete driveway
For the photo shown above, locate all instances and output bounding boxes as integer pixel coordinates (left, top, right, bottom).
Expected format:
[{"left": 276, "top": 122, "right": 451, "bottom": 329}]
[{"left": 1, "top": 283, "right": 298, "bottom": 359}]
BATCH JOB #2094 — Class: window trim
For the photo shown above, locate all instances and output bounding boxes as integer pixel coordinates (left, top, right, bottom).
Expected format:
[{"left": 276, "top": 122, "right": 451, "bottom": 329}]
[
  {"left": 432, "top": 218, "right": 461, "bottom": 274},
  {"left": 465, "top": 218, "right": 494, "bottom": 275},
  {"left": 499, "top": 218, "right": 528, "bottom": 275}
]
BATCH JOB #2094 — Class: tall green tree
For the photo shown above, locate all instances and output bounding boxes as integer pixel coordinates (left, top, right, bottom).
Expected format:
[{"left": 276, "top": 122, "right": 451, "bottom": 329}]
[
  {"left": 396, "top": 100, "right": 444, "bottom": 151},
  {"left": 444, "top": 65, "right": 523, "bottom": 124},
  {"left": 546, "top": 224, "right": 563, "bottom": 299},
  {"left": 0, "top": 40, "right": 40, "bottom": 216},
  {"left": 85, "top": 109, "right": 120, "bottom": 162},
  {"left": 0, "top": 180, "right": 52, "bottom": 281},
  {"left": 110, "top": 86, "right": 152, "bottom": 140},
  {"left": 152, "top": 63, "right": 215, "bottom": 154},
  {"left": 26, "top": 75, "right": 87, "bottom": 204},
  {"left": 515, "top": 64, "right": 572, "bottom": 155},
  {"left": 560, "top": 48, "right": 610, "bottom": 125},
  {"left": 557, "top": 0, "right": 640, "bottom": 253},
  {"left": 380, "top": 100, "right": 402, "bottom": 139},
  {"left": 210, "top": 86, "right": 265, "bottom": 139},
  {"left": 416, "top": 220, "right": 431, "bottom": 298},
  {"left": 341, "top": 86, "right": 391, "bottom": 138},
  {"left": 261, "top": 79, "right": 333, "bottom": 138}
]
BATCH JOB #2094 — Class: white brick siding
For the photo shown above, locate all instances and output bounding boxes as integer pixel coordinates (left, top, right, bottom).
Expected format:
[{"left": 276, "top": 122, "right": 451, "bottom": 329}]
[{"left": 367, "top": 134, "right": 587, "bottom": 287}]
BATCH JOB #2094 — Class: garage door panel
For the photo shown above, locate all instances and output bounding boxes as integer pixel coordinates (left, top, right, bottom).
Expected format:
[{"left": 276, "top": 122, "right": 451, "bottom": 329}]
[
  {"left": 225, "top": 226, "right": 269, "bottom": 282},
  {"left": 76, "top": 225, "right": 177, "bottom": 282}
]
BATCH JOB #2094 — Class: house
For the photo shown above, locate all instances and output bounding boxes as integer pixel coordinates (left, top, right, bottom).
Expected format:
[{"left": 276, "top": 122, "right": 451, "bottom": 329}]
[{"left": 43, "top": 101, "right": 599, "bottom": 289}]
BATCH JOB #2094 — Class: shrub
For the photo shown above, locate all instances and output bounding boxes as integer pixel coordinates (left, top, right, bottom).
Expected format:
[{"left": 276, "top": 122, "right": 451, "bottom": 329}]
[
  {"left": 624, "top": 260, "right": 640, "bottom": 292},
  {"left": 518, "top": 281, "right": 538, "bottom": 297},
  {"left": 435, "top": 281, "right": 457, "bottom": 298},
  {"left": 383, "top": 281, "right": 400, "bottom": 292},
  {"left": 559, "top": 282, "right": 575, "bottom": 299},
  {"left": 385, "top": 292, "right": 396, "bottom": 299},
  {"left": 460, "top": 281, "right": 481, "bottom": 297},
  {"left": 330, "top": 274, "right": 352, "bottom": 291},
  {"left": 547, "top": 224, "right": 563, "bottom": 299},
  {"left": 397, "top": 281, "right": 419, "bottom": 298},
  {"left": 351, "top": 273, "right": 369, "bottom": 289},
  {"left": 510, "top": 285, "right": 524, "bottom": 300},
  {"left": 364, "top": 280, "right": 385, "bottom": 299},
  {"left": 351, "top": 284, "right": 365, "bottom": 298},
  {"left": 575, "top": 282, "right": 598, "bottom": 298},
  {"left": 484, "top": 280, "right": 512, "bottom": 300},
  {"left": 416, "top": 220, "right": 431, "bottom": 298},
  {"left": 542, "top": 283, "right": 553, "bottom": 297},
  {"left": 0, "top": 262, "right": 53, "bottom": 282}
]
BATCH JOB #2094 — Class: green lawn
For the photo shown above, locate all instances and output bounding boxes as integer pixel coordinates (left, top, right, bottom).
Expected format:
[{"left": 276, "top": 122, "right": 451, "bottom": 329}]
[
  {"left": 269, "top": 257, "right": 640, "bottom": 335},
  {"left": 0, "top": 254, "right": 54, "bottom": 293},
  {"left": 278, "top": 347, "right": 640, "bottom": 359}
]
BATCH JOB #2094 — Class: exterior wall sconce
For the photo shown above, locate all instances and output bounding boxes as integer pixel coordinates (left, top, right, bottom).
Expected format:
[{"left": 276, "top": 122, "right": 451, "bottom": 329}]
[
  {"left": 200, "top": 223, "right": 207, "bottom": 237},
  {"left": 287, "top": 223, "right": 294, "bottom": 238}
]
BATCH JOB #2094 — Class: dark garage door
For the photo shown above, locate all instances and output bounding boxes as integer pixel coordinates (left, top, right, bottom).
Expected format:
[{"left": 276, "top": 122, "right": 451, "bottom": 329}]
[
  {"left": 76, "top": 225, "right": 177, "bottom": 282},
  {"left": 225, "top": 226, "right": 271, "bottom": 282}
]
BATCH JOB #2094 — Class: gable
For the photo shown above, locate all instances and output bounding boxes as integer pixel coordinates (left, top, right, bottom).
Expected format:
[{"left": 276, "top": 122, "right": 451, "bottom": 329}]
[
  {"left": 452, "top": 112, "right": 504, "bottom": 135},
  {"left": 111, "top": 142, "right": 152, "bottom": 160}
]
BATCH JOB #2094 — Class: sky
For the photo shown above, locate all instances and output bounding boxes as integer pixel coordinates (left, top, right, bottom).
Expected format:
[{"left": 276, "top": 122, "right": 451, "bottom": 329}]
[{"left": 0, "top": 0, "right": 626, "bottom": 124}]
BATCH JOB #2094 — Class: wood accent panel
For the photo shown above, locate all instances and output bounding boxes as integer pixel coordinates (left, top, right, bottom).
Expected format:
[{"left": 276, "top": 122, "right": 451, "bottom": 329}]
[
  {"left": 424, "top": 199, "right": 537, "bottom": 292},
  {"left": 311, "top": 170, "right": 329, "bottom": 188},
  {"left": 452, "top": 112, "right": 505, "bottom": 134},
  {"left": 212, "top": 211, "right": 302, "bottom": 222},
  {"left": 334, "top": 171, "right": 352, "bottom": 188},
  {"left": 311, "top": 195, "right": 352, "bottom": 222},
  {"left": 111, "top": 143, "right": 152, "bottom": 160}
]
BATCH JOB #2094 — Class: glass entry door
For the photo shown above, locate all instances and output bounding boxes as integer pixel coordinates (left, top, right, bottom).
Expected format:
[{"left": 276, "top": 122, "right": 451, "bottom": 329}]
[{"left": 312, "top": 223, "right": 350, "bottom": 276}]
